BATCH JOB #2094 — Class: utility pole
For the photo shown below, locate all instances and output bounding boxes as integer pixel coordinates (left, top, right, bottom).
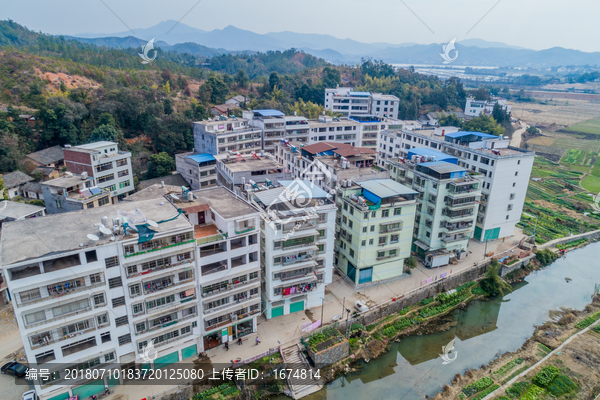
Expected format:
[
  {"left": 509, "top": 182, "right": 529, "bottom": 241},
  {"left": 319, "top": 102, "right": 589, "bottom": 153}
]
[{"left": 320, "top": 297, "right": 324, "bottom": 326}]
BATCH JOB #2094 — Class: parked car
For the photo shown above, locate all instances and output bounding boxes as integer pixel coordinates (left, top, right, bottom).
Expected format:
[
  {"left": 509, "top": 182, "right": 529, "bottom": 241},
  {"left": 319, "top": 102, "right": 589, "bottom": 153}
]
[
  {"left": 22, "top": 390, "right": 38, "bottom": 400},
  {"left": 1, "top": 362, "right": 28, "bottom": 377}
]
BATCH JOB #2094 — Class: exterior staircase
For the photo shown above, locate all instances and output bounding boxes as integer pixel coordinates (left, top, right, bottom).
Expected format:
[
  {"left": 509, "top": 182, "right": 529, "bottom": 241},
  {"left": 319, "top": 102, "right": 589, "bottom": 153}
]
[{"left": 281, "top": 344, "right": 323, "bottom": 399}]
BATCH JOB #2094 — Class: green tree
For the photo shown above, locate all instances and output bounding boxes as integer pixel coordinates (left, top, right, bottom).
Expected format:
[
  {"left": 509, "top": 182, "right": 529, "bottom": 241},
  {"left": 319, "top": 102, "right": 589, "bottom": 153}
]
[
  {"left": 438, "top": 113, "right": 463, "bottom": 128},
  {"left": 0, "top": 175, "right": 8, "bottom": 200},
  {"left": 472, "top": 87, "right": 490, "bottom": 101},
  {"left": 268, "top": 72, "right": 280, "bottom": 91},
  {"left": 235, "top": 69, "right": 249, "bottom": 89},
  {"left": 206, "top": 75, "right": 229, "bottom": 104},
  {"left": 404, "top": 256, "right": 417, "bottom": 269},
  {"left": 479, "top": 260, "right": 512, "bottom": 297},
  {"left": 146, "top": 152, "right": 175, "bottom": 179},
  {"left": 462, "top": 115, "right": 505, "bottom": 136},
  {"left": 492, "top": 103, "right": 510, "bottom": 125},
  {"left": 163, "top": 98, "right": 174, "bottom": 115},
  {"left": 89, "top": 124, "right": 121, "bottom": 143},
  {"left": 322, "top": 66, "right": 341, "bottom": 88}
]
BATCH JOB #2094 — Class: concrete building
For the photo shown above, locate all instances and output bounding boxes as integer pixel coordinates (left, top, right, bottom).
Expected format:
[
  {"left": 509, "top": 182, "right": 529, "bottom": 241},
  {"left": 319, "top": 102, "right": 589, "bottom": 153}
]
[
  {"left": 63, "top": 142, "right": 134, "bottom": 201},
  {"left": 386, "top": 150, "right": 482, "bottom": 265},
  {"left": 306, "top": 114, "right": 362, "bottom": 147},
  {"left": 245, "top": 180, "right": 336, "bottom": 319},
  {"left": 464, "top": 97, "right": 511, "bottom": 117},
  {"left": 0, "top": 201, "right": 45, "bottom": 228},
  {"left": 324, "top": 87, "right": 400, "bottom": 119},
  {"left": 378, "top": 130, "right": 534, "bottom": 241},
  {"left": 215, "top": 152, "right": 291, "bottom": 193},
  {"left": 193, "top": 116, "right": 262, "bottom": 156},
  {"left": 175, "top": 153, "right": 218, "bottom": 191},
  {"left": 274, "top": 141, "right": 388, "bottom": 195},
  {"left": 170, "top": 187, "right": 261, "bottom": 350},
  {"left": 41, "top": 173, "right": 112, "bottom": 215},
  {"left": 1, "top": 199, "right": 199, "bottom": 400},
  {"left": 335, "top": 179, "right": 418, "bottom": 286}
]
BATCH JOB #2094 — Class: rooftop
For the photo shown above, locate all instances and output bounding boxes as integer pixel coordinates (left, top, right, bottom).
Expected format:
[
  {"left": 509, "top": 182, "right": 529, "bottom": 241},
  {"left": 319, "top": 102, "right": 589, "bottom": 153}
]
[
  {"left": 356, "top": 179, "right": 417, "bottom": 198},
  {"left": 0, "top": 201, "right": 45, "bottom": 221},
  {"left": 185, "top": 153, "right": 216, "bottom": 164},
  {"left": 222, "top": 157, "right": 282, "bottom": 173},
  {"left": 0, "top": 199, "right": 191, "bottom": 265},
  {"left": 32, "top": 166, "right": 55, "bottom": 177},
  {"left": 194, "top": 117, "right": 250, "bottom": 126},
  {"left": 74, "top": 141, "right": 117, "bottom": 150},
  {"left": 138, "top": 173, "right": 190, "bottom": 189},
  {"left": 418, "top": 161, "right": 466, "bottom": 174},
  {"left": 25, "top": 145, "right": 64, "bottom": 166},
  {"left": 445, "top": 131, "right": 498, "bottom": 139},
  {"left": 177, "top": 187, "right": 258, "bottom": 220},
  {"left": 407, "top": 148, "right": 458, "bottom": 164},
  {"left": 2, "top": 171, "right": 34, "bottom": 189},
  {"left": 252, "top": 109, "right": 285, "bottom": 117},
  {"left": 20, "top": 181, "right": 43, "bottom": 193},
  {"left": 42, "top": 173, "right": 93, "bottom": 189},
  {"left": 252, "top": 180, "right": 332, "bottom": 212},
  {"left": 124, "top": 184, "right": 183, "bottom": 202}
]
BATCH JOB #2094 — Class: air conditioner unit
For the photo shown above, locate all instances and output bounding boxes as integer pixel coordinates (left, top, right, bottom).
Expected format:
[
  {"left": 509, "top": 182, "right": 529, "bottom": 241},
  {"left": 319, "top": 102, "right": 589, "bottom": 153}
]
[{"left": 232, "top": 315, "right": 238, "bottom": 322}]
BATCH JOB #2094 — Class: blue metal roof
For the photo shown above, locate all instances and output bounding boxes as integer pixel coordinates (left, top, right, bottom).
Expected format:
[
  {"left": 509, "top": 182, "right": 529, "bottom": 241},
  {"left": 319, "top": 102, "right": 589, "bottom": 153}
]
[
  {"left": 445, "top": 131, "right": 497, "bottom": 139},
  {"left": 407, "top": 148, "right": 458, "bottom": 164},
  {"left": 253, "top": 109, "right": 285, "bottom": 117},
  {"left": 186, "top": 153, "right": 215, "bottom": 164},
  {"left": 348, "top": 91, "right": 371, "bottom": 96}
]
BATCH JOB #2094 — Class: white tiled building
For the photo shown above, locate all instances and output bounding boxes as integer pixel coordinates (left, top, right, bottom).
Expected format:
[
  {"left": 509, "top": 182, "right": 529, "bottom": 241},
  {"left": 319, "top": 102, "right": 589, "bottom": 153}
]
[{"left": 324, "top": 87, "right": 400, "bottom": 119}]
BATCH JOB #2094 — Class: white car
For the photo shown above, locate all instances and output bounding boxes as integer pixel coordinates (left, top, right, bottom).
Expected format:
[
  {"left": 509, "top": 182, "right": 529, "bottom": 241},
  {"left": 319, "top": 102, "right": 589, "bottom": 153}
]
[
  {"left": 22, "top": 390, "right": 38, "bottom": 400},
  {"left": 354, "top": 300, "right": 369, "bottom": 313}
]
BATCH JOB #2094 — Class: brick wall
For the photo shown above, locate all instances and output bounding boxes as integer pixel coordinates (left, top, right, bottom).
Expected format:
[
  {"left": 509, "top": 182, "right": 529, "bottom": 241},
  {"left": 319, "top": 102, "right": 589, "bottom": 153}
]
[{"left": 64, "top": 149, "right": 94, "bottom": 176}]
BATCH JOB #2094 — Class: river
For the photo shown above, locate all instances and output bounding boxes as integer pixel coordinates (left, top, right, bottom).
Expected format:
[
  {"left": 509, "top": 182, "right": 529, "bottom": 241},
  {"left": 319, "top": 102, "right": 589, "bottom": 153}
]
[{"left": 277, "top": 241, "right": 600, "bottom": 400}]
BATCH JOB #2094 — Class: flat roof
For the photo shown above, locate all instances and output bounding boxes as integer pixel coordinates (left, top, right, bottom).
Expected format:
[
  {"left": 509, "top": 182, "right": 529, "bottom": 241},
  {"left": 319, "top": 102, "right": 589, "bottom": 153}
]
[
  {"left": 356, "top": 179, "right": 417, "bottom": 198},
  {"left": 348, "top": 92, "right": 371, "bottom": 96},
  {"left": 124, "top": 185, "right": 183, "bottom": 202},
  {"left": 419, "top": 161, "right": 466, "bottom": 174},
  {"left": 224, "top": 158, "right": 282, "bottom": 173},
  {"left": 1, "top": 199, "right": 191, "bottom": 265},
  {"left": 186, "top": 154, "right": 216, "bottom": 164},
  {"left": 189, "top": 187, "right": 258, "bottom": 219},
  {"left": 42, "top": 174, "right": 93, "bottom": 188},
  {"left": 194, "top": 117, "right": 250, "bottom": 125},
  {"left": 74, "top": 141, "right": 117, "bottom": 149},
  {"left": 254, "top": 180, "right": 331, "bottom": 207},
  {"left": 253, "top": 109, "right": 285, "bottom": 117},
  {"left": 407, "top": 147, "right": 457, "bottom": 163},
  {"left": 445, "top": 131, "right": 498, "bottom": 139},
  {"left": 0, "top": 201, "right": 45, "bottom": 220}
]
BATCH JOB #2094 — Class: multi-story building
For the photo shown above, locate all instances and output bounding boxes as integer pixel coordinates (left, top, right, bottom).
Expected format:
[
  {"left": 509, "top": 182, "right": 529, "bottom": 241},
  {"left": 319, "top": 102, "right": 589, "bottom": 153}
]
[
  {"left": 274, "top": 141, "right": 389, "bottom": 195},
  {"left": 324, "top": 87, "right": 400, "bottom": 119},
  {"left": 175, "top": 153, "right": 218, "bottom": 191},
  {"left": 192, "top": 116, "right": 262, "bottom": 155},
  {"left": 2, "top": 198, "right": 199, "bottom": 400},
  {"left": 335, "top": 179, "right": 417, "bottom": 286},
  {"left": 378, "top": 130, "right": 534, "bottom": 241},
  {"left": 351, "top": 115, "right": 404, "bottom": 149},
  {"left": 306, "top": 114, "right": 362, "bottom": 146},
  {"left": 242, "top": 110, "right": 287, "bottom": 154},
  {"left": 63, "top": 141, "right": 134, "bottom": 201},
  {"left": 464, "top": 96, "right": 511, "bottom": 117},
  {"left": 215, "top": 153, "right": 291, "bottom": 193},
  {"left": 41, "top": 172, "right": 112, "bottom": 215},
  {"left": 169, "top": 187, "right": 262, "bottom": 350},
  {"left": 245, "top": 180, "right": 336, "bottom": 319},
  {"left": 388, "top": 150, "right": 482, "bottom": 265}
]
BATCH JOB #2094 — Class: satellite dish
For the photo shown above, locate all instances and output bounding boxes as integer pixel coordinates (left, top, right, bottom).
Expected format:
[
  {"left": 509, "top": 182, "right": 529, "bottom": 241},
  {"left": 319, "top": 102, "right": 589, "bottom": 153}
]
[
  {"left": 170, "top": 194, "right": 180, "bottom": 200},
  {"left": 147, "top": 220, "right": 159, "bottom": 228},
  {"left": 87, "top": 234, "right": 99, "bottom": 241},
  {"left": 99, "top": 226, "right": 112, "bottom": 235}
]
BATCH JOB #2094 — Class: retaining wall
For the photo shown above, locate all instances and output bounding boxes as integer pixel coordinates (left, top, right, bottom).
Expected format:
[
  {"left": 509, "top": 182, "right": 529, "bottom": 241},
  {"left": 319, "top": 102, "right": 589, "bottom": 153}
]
[
  {"left": 308, "top": 340, "right": 350, "bottom": 369},
  {"left": 500, "top": 254, "right": 535, "bottom": 277}
]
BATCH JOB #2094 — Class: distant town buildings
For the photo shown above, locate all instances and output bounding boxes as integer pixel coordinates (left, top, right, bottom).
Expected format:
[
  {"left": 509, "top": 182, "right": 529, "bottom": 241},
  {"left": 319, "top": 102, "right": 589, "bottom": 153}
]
[{"left": 464, "top": 96, "right": 511, "bottom": 117}]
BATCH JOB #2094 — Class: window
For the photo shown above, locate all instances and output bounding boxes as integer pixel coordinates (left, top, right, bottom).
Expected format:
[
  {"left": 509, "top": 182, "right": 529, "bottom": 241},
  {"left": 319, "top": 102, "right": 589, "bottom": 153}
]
[
  {"left": 55, "top": 199, "right": 63, "bottom": 209},
  {"left": 426, "top": 231, "right": 431, "bottom": 238},
  {"left": 515, "top": 171, "right": 518, "bottom": 176},
  {"left": 512, "top": 182, "right": 516, "bottom": 187},
  {"left": 108, "top": 277, "right": 122, "bottom": 289},
  {"left": 115, "top": 316, "right": 128, "bottom": 327},
  {"left": 362, "top": 227, "right": 367, "bottom": 233},
  {"left": 104, "top": 351, "right": 115, "bottom": 361},
  {"left": 390, "top": 234, "right": 399, "bottom": 243},
  {"left": 89, "top": 273, "right": 102, "bottom": 284},
  {"left": 135, "top": 322, "right": 146, "bottom": 333},
  {"left": 112, "top": 296, "right": 125, "bottom": 308},
  {"left": 370, "top": 225, "right": 375, "bottom": 232},
  {"left": 348, "top": 221, "right": 353, "bottom": 229},
  {"left": 517, "top": 160, "right": 521, "bottom": 165},
  {"left": 126, "top": 265, "right": 138, "bottom": 276},
  {"left": 349, "top": 249, "right": 355, "bottom": 258},
  {"left": 377, "top": 251, "right": 385, "bottom": 258},
  {"left": 85, "top": 250, "right": 98, "bottom": 263},
  {"left": 19, "top": 288, "right": 41, "bottom": 303},
  {"left": 361, "top": 240, "right": 366, "bottom": 247},
  {"left": 371, "top": 211, "right": 376, "bottom": 218},
  {"left": 105, "top": 256, "right": 119, "bottom": 268},
  {"left": 24, "top": 310, "right": 46, "bottom": 325},
  {"left": 506, "top": 215, "right": 510, "bottom": 220},
  {"left": 98, "top": 174, "right": 114, "bottom": 183},
  {"left": 133, "top": 303, "right": 144, "bottom": 315},
  {"left": 118, "top": 334, "right": 132, "bottom": 345},
  {"left": 382, "top": 210, "right": 389, "bottom": 218},
  {"left": 119, "top": 180, "right": 131, "bottom": 189},
  {"left": 507, "top": 204, "right": 513, "bottom": 211},
  {"left": 181, "top": 326, "right": 191, "bottom": 335},
  {"left": 87, "top": 202, "right": 95, "bottom": 209},
  {"left": 394, "top": 208, "right": 401, "bottom": 216},
  {"left": 98, "top": 196, "right": 110, "bottom": 206},
  {"left": 379, "top": 237, "right": 387, "bottom": 245},
  {"left": 93, "top": 293, "right": 106, "bottom": 307},
  {"left": 129, "top": 284, "right": 141, "bottom": 297},
  {"left": 97, "top": 313, "right": 108, "bottom": 326},
  {"left": 369, "top": 239, "right": 374, "bottom": 245}
]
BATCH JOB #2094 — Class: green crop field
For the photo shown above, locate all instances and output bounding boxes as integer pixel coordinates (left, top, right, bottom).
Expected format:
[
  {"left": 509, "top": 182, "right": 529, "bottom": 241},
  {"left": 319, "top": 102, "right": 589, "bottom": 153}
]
[
  {"left": 566, "top": 118, "right": 600, "bottom": 135},
  {"left": 561, "top": 149, "right": 597, "bottom": 166},
  {"left": 552, "top": 137, "right": 600, "bottom": 150}
]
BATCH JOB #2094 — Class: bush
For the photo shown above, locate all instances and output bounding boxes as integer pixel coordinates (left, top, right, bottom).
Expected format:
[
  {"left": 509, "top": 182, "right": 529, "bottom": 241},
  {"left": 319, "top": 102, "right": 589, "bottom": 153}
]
[
  {"left": 479, "top": 260, "right": 512, "bottom": 297},
  {"left": 350, "top": 323, "right": 364, "bottom": 332},
  {"left": 420, "top": 297, "right": 434, "bottom": 305},
  {"left": 532, "top": 365, "right": 560, "bottom": 387},
  {"left": 521, "top": 385, "right": 545, "bottom": 400},
  {"left": 506, "top": 381, "right": 530, "bottom": 398},
  {"left": 348, "top": 337, "right": 359, "bottom": 349},
  {"left": 462, "top": 377, "right": 494, "bottom": 396},
  {"left": 575, "top": 310, "right": 600, "bottom": 329},
  {"left": 536, "top": 249, "right": 558, "bottom": 265}
]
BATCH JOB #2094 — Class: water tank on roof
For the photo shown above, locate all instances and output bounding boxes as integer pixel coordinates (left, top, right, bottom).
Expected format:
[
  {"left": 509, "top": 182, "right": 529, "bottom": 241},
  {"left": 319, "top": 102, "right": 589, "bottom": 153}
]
[
  {"left": 81, "top": 171, "right": 88, "bottom": 180},
  {"left": 101, "top": 216, "right": 108, "bottom": 227}
]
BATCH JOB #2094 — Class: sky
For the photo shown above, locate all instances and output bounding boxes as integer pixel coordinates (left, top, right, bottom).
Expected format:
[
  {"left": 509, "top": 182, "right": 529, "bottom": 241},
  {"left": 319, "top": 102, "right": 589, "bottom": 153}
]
[{"left": 1, "top": 0, "right": 599, "bottom": 52}]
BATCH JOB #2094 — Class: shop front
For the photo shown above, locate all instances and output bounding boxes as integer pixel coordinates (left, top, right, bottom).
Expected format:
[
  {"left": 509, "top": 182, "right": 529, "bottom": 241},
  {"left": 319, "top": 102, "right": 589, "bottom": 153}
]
[
  {"left": 203, "top": 331, "right": 222, "bottom": 350},
  {"left": 233, "top": 319, "right": 253, "bottom": 339}
]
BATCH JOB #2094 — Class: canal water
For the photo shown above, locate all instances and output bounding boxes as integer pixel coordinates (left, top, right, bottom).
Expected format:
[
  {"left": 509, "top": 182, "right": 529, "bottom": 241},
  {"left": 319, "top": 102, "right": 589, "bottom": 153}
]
[{"left": 278, "top": 241, "right": 600, "bottom": 400}]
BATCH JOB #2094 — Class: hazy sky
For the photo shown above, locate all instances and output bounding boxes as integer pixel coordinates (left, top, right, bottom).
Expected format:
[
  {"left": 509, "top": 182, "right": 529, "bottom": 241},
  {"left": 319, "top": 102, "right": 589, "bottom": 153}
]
[{"left": 1, "top": 0, "right": 598, "bottom": 52}]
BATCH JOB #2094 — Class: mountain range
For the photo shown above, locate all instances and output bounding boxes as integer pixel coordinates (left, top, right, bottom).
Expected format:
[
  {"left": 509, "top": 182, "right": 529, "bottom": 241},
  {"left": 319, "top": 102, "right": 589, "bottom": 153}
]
[{"left": 71, "top": 21, "right": 600, "bottom": 67}]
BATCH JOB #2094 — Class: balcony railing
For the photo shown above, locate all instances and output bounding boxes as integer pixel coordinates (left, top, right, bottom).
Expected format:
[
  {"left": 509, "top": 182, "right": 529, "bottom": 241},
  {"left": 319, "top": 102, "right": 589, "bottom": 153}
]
[
  {"left": 16, "top": 280, "right": 105, "bottom": 307},
  {"left": 235, "top": 226, "right": 256, "bottom": 235},
  {"left": 126, "top": 258, "right": 193, "bottom": 279},
  {"left": 196, "top": 232, "right": 226, "bottom": 246},
  {"left": 29, "top": 316, "right": 99, "bottom": 349},
  {"left": 442, "top": 234, "right": 469, "bottom": 243},
  {"left": 445, "top": 222, "right": 473, "bottom": 232}
]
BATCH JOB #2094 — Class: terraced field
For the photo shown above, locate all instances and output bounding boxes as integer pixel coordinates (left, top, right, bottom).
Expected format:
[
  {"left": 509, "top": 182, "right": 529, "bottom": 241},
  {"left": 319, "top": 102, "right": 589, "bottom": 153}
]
[{"left": 564, "top": 117, "right": 600, "bottom": 135}]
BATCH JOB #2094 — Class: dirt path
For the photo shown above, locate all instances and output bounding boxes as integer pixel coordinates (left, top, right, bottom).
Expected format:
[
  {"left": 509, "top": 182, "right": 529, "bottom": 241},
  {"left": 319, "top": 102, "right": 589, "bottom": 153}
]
[{"left": 510, "top": 122, "right": 528, "bottom": 148}]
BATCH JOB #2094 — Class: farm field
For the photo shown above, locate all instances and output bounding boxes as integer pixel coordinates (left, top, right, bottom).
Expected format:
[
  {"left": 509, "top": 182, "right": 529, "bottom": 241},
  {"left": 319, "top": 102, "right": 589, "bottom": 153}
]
[
  {"left": 512, "top": 99, "right": 600, "bottom": 127},
  {"left": 564, "top": 117, "right": 600, "bottom": 135}
]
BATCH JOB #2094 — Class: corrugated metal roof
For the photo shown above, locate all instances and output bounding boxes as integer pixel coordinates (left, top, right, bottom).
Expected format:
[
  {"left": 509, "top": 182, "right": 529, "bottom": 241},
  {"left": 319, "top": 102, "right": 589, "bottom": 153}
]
[
  {"left": 348, "top": 91, "right": 371, "bottom": 96},
  {"left": 253, "top": 109, "right": 285, "bottom": 117},
  {"left": 407, "top": 148, "right": 457, "bottom": 163},
  {"left": 186, "top": 153, "right": 216, "bottom": 164},
  {"left": 419, "top": 161, "right": 466, "bottom": 174},
  {"left": 445, "top": 131, "right": 498, "bottom": 139},
  {"left": 356, "top": 179, "right": 417, "bottom": 198}
]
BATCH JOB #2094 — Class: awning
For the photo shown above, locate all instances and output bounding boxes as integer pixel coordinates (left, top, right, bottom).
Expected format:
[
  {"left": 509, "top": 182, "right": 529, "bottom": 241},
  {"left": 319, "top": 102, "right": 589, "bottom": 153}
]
[
  {"left": 413, "top": 240, "right": 430, "bottom": 251},
  {"left": 184, "top": 288, "right": 195, "bottom": 297}
]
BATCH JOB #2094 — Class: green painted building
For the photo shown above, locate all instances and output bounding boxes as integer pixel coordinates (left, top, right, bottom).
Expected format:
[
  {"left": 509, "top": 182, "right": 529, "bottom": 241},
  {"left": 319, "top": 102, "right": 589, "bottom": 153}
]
[{"left": 335, "top": 179, "right": 417, "bottom": 286}]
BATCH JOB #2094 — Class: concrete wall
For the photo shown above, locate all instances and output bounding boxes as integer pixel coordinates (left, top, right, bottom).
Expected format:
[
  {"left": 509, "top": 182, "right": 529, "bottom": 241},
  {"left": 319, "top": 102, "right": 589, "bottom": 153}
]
[
  {"left": 308, "top": 339, "right": 350, "bottom": 368},
  {"left": 500, "top": 254, "right": 535, "bottom": 277}
]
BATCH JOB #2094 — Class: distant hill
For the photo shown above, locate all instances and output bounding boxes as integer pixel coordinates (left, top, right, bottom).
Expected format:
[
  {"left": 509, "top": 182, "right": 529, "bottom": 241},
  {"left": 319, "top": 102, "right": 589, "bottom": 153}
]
[{"left": 70, "top": 21, "right": 600, "bottom": 67}]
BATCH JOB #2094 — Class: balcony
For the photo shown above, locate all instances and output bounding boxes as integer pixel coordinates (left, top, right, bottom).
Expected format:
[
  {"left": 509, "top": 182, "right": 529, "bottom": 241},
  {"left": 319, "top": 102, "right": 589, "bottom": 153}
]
[
  {"left": 445, "top": 196, "right": 478, "bottom": 209},
  {"left": 234, "top": 223, "right": 256, "bottom": 235},
  {"left": 202, "top": 260, "right": 228, "bottom": 276},
  {"left": 445, "top": 222, "right": 473, "bottom": 232},
  {"left": 195, "top": 224, "right": 226, "bottom": 246},
  {"left": 204, "top": 304, "right": 261, "bottom": 331},
  {"left": 379, "top": 222, "right": 402, "bottom": 233},
  {"left": 376, "top": 252, "right": 400, "bottom": 261},
  {"left": 278, "top": 253, "right": 315, "bottom": 267},
  {"left": 282, "top": 220, "right": 317, "bottom": 233},
  {"left": 447, "top": 180, "right": 479, "bottom": 196},
  {"left": 442, "top": 208, "right": 475, "bottom": 221},
  {"left": 199, "top": 241, "right": 227, "bottom": 257},
  {"left": 29, "top": 316, "right": 100, "bottom": 349},
  {"left": 442, "top": 234, "right": 469, "bottom": 243},
  {"left": 126, "top": 257, "right": 192, "bottom": 279},
  {"left": 277, "top": 279, "right": 318, "bottom": 297},
  {"left": 16, "top": 277, "right": 105, "bottom": 307},
  {"left": 201, "top": 276, "right": 260, "bottom": 298},
  {"left": 142, "top": 276, "right": 175, "bottom": 295},
  {"left": 145, "top": 289, "right": 196, "bottom": 315}
]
